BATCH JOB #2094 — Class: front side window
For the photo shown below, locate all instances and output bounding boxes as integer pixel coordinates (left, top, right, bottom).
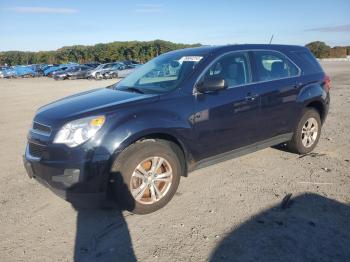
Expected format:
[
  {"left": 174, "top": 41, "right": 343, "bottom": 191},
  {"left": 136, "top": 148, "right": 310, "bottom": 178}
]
[
  {"left": 115, "top": 52, "right": 206, "bottom": 93},
  {"left": 201, "top": 52, "right": 251, "bottom": 88},
  {"left": 253, "top": 51, "right": 299, "bottom": 81}
]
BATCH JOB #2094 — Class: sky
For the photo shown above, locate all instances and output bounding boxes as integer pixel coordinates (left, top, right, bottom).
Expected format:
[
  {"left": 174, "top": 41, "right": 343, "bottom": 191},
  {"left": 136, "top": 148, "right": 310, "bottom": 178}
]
[{"left": 0, "top": 0, "right": 349, "bottom": 51}]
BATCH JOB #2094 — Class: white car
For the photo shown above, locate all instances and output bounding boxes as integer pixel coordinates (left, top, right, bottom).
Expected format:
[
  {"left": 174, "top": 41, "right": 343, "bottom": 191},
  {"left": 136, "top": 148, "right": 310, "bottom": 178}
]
[
  {"left": 86, "top": 62, "right": 123, "bottom": 79},
  {"left": 102, "top": 64, "right": 141, "bottom": 79}
]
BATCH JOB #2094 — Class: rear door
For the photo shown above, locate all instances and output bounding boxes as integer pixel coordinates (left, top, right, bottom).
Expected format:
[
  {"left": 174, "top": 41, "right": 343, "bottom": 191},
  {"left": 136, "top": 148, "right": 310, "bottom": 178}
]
[
  {"left": 193, "top": 51, "right": 260, "bottom": 159},
  {"left": 251, "top": 50, "right": 301, "bottom": 141}
]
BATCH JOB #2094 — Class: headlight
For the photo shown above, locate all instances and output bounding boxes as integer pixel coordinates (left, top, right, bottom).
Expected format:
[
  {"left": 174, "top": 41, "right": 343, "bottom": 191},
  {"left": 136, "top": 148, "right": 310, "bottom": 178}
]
[{"left": 53, "top": 115, "right": 105, "bottom": 147}]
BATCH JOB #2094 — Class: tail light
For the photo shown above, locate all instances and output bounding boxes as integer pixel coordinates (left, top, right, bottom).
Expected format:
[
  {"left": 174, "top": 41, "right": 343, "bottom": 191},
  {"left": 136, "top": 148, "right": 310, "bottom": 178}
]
[{"left": 323, "top": 75, "right": 331, "bottom": 92}]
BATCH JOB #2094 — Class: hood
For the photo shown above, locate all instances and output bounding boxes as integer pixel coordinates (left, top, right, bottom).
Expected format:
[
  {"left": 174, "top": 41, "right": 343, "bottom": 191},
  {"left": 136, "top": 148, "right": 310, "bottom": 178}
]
[{"left": 35, "top": 88, "right": 158, "bottom": 126}]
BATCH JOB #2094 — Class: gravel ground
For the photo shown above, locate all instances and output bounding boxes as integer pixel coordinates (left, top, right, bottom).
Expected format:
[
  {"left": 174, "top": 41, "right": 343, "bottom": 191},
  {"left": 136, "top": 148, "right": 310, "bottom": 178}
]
[{"left": 0, "top": 62, "right": 349, "bottom": 262}]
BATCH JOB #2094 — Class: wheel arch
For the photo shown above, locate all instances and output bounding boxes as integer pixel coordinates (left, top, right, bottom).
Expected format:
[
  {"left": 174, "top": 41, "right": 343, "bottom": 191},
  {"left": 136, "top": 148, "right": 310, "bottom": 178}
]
[
  {"left": 305, "top": 100, "right": 326, "bottom": 123},
  {"left": 110, "top": 130, "right": 192, "bottom": 177},
  {"left": 297, "top": 81, "right": 328, "bottom": 124}
]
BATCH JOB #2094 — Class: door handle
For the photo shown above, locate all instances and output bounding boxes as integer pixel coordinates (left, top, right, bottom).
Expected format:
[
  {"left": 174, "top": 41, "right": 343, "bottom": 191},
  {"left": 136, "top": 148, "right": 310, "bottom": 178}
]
[{"left": 245, "top": 93, "right": 259, "bottom": 101}]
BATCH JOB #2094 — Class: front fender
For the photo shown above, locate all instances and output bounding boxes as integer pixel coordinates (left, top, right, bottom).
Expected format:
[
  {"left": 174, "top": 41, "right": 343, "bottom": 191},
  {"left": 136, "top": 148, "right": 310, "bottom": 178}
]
[{"left": 98, "top": 110, "right": 195, "bottom": 166}]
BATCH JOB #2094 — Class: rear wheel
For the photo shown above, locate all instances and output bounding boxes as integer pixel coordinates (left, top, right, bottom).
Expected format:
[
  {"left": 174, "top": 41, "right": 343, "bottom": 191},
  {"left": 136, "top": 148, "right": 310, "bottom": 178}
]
[
  {"left": 287, "top": 108, "right": 321, "bottom": 154},
  {"left": 110, "top": 139, "right": 183, "bottom": 214}
]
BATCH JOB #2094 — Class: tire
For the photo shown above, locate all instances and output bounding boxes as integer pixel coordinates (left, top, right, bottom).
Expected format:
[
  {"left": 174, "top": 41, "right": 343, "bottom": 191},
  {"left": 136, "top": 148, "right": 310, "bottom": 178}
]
[
  {"left": 96, "top": 73, "right": 102, "bottom": 80},
  {"left": 287, "top": 108, "right": 321, "bottom": 154},
  {"left": 110, "top": 139, "right": 183, "bottom": 214}
]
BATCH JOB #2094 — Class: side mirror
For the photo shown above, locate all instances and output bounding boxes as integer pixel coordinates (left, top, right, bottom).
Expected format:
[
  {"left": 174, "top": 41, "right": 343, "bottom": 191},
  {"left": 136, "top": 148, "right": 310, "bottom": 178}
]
[{"left": 196, "top": 77, "right": 227, "bottom": 93}]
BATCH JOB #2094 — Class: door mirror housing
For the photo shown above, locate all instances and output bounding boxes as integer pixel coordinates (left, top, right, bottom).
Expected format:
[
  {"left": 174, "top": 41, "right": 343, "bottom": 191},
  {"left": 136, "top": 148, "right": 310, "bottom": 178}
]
[{"left": 196, "top": 77, "right": 227, "bottom": 93}]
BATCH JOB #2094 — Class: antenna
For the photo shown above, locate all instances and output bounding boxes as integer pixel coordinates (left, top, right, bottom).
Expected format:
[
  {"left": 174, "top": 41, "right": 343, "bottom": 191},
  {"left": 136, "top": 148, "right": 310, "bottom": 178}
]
[{"left": 269, "top": 34, "right": 274, "bottom": 44}]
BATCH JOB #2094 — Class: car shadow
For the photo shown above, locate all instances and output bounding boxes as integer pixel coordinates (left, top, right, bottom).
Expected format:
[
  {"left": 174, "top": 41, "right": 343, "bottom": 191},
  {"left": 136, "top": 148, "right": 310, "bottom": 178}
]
[
  {"left": 73, "top": 208, "right": 136, "bottom": 262},
  {"left": 209, "top": 193, "right": 350, "bottom": 261},
  {"left": 271, "top": 143, "right": 291, "bottom": 153},
  {"left": 272, "top": 143, "right": 328, "bottom": 158},
  {"left": 70, "top": 171, "right": 137, "bottom": 262}
]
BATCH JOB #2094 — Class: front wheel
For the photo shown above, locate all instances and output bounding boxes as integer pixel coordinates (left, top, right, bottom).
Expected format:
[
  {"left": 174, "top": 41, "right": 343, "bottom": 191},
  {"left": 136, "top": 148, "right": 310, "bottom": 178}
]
[
  {"left": 110, "top": 139, "right": 183, "bottom": 214},
  {"left": 95, "top": 73, "right": 102, "bottom": 80},
  {"left": 287, "top": 108, "right": 321, "bottom": 154}
]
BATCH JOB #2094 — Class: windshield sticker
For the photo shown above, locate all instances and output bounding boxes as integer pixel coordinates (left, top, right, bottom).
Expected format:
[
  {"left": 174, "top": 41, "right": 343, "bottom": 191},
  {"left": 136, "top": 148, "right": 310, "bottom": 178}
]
[{"left": 179, "top": 56, "right": 203, "bottom": 62}]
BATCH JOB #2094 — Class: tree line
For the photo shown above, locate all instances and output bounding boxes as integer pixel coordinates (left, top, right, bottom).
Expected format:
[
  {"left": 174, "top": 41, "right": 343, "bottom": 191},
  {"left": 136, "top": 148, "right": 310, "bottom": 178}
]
[
  {"left": 305, "top": 41, "right": 350, "bottom": 59},
  {"left": 0, "top": 40, "right": 200, "bottom": 66},
  {"left": 1, "top": 40, "right": 349, "bottom": 66}
]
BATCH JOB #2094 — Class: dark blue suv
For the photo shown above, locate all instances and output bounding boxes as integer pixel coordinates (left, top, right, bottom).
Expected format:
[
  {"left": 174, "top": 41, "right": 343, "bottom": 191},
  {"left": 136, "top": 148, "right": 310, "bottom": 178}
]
[{"left": 23, "top": 44, "right": 330, "bottom": 214}]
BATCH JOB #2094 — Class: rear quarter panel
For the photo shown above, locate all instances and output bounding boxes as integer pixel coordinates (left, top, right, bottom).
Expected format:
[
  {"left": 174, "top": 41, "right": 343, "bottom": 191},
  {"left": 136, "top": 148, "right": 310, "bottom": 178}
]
[
  {"left": 296, "top": 73, "right": 328, "bottom": 122},
  {"left": 287, "top": 50, "right": 327, "bottom": 126}
]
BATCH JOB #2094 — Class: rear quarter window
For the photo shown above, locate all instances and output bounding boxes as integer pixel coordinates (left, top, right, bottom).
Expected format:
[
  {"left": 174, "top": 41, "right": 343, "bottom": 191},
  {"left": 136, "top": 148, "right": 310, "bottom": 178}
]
[
  {"left": 292, "top": 50, "right": 324, "bottom": 74},
  {"left": 253, "top": 51, "right": 300, "bottom": 81}
]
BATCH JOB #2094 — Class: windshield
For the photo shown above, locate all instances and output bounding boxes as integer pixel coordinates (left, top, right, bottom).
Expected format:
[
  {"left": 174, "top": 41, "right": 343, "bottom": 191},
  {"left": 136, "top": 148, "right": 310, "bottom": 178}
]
[
  {"left": 114, "top": 51, "right": 206, "bottom": 93},
  {"left": 103, "top": 64, "right": 114, "bottom": 69},
  {"left": 95, "top": 64, "right": 105, "bottom": 70}
]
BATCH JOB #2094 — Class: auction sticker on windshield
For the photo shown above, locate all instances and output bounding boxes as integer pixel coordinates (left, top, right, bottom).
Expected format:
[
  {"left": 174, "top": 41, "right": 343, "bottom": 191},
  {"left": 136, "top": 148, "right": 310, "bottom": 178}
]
[{"left": 179, "top": 56, "right": 203, "bottom": 62}]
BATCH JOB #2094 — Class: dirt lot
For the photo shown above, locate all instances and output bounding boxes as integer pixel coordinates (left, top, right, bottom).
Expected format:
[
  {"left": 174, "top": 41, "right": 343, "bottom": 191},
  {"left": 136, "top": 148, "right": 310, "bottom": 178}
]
[{"left": 0, "top": 62, "right": 349, "bottom": 262}]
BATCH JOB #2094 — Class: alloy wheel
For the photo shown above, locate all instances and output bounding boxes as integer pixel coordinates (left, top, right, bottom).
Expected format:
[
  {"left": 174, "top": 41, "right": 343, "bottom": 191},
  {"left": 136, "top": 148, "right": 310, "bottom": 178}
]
[
  {"left": 301, "top": 117, "right": 318, "bottom": 148},
  {"left": 130, "top": 156, "right": 173, "bottom": 204}
]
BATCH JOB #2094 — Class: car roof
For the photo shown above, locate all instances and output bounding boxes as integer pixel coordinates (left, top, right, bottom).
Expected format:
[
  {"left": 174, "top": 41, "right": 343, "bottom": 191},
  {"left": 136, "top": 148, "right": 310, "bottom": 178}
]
[{"left": 169, "top": 44, "right": 307, "bottom": 56}]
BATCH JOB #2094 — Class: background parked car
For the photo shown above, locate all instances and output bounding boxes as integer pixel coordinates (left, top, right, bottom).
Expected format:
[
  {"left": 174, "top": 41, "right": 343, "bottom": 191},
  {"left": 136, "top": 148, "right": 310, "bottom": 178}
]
[
  {"left": 86, "top": 62, "right": 123, "bottom": 79},
  {"left": 14, "top": 65, "right": 38, "bottom": 78},
  {"left": 0, "top": 67, "right": 16, "bottom": 78},
  {"left": 44, "top": 63, "right": 78, "bottom": 76},
  {"left": 53, "top": 65, "right": 93, "bottom": 80},
  {"left": 30, "top": 64, "right": 47, "bottom": 77},
  {"left": 84, "top": 62, "right": 100, "bottom": 68},
  {"left": 0, "top": 60, "right": 141, "bottom": 80},
  {"left": 102, "top": 64, "right": 140, "bottom": 79},
  {"left": 122, "top": 60, "right": 140, "bottom": 65}
]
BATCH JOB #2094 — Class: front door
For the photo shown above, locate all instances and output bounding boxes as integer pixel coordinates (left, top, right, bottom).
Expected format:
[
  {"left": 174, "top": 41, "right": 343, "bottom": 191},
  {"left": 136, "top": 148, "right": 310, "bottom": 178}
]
[{"left": 193, "top": 51, "right": 260, "bottom": 160}]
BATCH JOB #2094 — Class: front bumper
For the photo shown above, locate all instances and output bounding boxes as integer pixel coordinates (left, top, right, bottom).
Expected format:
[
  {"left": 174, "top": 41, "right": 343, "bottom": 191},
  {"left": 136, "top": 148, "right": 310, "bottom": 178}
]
[{"left": 23, "top": 143, "right": 111, "bottom": 208}]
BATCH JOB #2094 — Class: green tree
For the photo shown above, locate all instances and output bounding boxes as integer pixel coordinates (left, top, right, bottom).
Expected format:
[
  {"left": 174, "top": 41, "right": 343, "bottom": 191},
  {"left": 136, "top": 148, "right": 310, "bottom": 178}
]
[
  {"left": 0, "top": 40, "right": 200, "bottom": 66},
  {"left": 305, "top": 41, "right": 330, "bottom": 58}
]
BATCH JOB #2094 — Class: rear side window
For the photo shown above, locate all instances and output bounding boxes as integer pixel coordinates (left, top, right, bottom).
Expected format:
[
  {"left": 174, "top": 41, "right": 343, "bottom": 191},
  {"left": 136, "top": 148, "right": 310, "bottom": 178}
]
[
  {"left": 253, "top": 51, "right": 299, "bottom": 81},
  {"left": 293, "top": 50, "right": 323, "bottom": 74},
  {"left": 202, "top": 52, "right": 251, "bottom": 88}
]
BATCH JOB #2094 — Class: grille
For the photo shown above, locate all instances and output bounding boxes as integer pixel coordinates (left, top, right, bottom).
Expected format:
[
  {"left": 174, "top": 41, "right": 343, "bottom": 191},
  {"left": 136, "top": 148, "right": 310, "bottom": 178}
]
[
  {"left": 28, "top": 142, "right": 46, "bottom": 158},
  {"left": 32, "top": 122, "right": 51, "bottom": 135}
]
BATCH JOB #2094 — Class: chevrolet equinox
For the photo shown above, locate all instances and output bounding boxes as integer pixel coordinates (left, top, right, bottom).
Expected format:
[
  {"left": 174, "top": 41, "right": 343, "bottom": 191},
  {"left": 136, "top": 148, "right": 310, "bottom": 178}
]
[{"left": 24, "top": 44, "right": 330, "bottom": 214}]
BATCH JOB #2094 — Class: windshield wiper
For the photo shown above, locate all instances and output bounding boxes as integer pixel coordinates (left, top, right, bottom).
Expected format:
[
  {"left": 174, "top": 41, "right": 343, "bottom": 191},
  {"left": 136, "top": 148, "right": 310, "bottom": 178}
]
[{"left": 119, "top": 87, "right": 145, "bottom": 94}]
